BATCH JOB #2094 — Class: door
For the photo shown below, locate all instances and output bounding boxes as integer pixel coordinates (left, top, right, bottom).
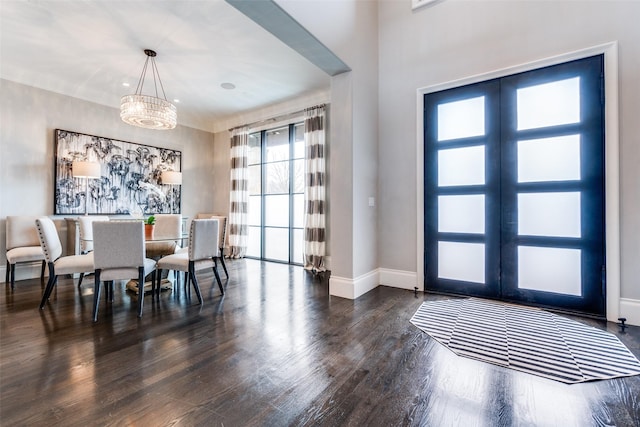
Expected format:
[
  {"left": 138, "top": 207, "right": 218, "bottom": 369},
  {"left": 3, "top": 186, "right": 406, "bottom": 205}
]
[{"left": 424, "top": 55, "right": 605, "bottom": 317}]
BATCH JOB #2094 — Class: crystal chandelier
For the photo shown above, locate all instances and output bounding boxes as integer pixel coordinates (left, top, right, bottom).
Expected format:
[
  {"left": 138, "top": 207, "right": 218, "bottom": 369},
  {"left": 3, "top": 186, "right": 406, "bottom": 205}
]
[{"left": 120, "top": 49, "right": 177, "bottom": 130}]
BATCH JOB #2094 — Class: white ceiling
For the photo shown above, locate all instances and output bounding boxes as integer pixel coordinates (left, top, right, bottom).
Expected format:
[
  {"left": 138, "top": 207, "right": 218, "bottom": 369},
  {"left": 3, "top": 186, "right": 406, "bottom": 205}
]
[{"left": 0, "top": 0, "right": 332, "bottom": 132}]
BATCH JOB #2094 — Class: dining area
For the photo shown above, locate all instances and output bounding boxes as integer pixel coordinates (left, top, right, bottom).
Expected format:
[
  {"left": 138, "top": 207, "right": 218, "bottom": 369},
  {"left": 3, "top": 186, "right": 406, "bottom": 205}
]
[{"left": 6, "top": 213, "right": 229, "bottom": 322}]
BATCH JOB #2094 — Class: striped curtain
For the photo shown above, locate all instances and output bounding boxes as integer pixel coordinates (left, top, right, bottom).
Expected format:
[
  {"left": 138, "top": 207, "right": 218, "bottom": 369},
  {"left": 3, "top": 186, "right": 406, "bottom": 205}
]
[
  {"left": 228, "top": 126, "right": 249, "bottom": 258},
  {"left": 303, "top": 106, "right": 326, "bottom": 272}
]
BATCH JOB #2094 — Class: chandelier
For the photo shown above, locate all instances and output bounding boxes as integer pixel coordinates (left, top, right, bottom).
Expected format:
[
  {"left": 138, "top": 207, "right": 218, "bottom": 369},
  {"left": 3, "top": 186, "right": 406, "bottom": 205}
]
[{"left": 120, "top": 49, "right": 177, "bottom": 130}]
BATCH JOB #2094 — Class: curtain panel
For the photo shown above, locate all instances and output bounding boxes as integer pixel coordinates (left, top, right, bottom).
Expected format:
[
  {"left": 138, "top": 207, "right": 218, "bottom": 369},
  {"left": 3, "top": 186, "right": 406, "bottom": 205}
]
[
  {"left": 228, "top": 127, "right": 249, "bottom": 258},
  {"left": 303, "top": 106, "right": 327, "bottom": 272}
]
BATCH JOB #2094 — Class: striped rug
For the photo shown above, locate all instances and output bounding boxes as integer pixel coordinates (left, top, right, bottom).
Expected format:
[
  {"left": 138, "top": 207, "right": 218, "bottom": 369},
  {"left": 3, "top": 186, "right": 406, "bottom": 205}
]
[{"left": 410, "top": 298, "right": 640, "bottom": 384}]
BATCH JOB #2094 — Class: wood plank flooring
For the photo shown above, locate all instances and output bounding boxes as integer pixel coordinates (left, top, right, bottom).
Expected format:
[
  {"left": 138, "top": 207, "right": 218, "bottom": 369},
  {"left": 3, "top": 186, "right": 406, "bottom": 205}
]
[{"left": 1, "top": 259, "right": 639, "bottom": 426}]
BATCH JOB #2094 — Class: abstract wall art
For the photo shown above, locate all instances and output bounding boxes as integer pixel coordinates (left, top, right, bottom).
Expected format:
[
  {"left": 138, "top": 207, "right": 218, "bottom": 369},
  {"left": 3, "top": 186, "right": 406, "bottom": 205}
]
[{"left": 54, "top": 129, "right": 182, "bottom": 215}]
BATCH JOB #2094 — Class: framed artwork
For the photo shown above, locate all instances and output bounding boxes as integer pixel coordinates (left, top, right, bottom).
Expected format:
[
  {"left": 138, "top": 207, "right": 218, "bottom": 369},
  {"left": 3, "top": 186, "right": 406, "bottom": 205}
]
[
  {"left": 412, "top": 0, "right": 440, "bottom": 11},
  {"left": 54, "top": 129, "right": 182, "bottom": 215}
]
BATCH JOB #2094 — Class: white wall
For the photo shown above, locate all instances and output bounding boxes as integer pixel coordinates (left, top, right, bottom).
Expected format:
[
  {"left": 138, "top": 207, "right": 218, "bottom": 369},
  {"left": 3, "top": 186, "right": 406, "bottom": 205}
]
[
  {"left": 377, "top": 1, "right": 640, "bottom": 320},
  {"left": 279, "top": 0, "right": 380, "bottom": 298},
  {"left": 0, "top": 79, "right": 215, "bottom": 280}
]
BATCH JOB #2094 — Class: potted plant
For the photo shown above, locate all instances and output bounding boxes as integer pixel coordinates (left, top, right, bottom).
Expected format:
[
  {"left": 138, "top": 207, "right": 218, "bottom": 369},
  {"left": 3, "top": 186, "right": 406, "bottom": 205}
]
[{"left": 144, "top": 215, "right": 156, "bottom": 240}]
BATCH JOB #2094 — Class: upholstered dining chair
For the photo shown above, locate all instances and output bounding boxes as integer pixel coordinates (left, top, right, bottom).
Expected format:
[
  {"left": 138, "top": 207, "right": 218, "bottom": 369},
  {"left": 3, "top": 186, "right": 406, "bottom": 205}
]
[
  {"left": 145, "top": 214, "right": 182, "bottom": 258},
  {"left": 5, "top": 216, "right": 46, "bottom": 288},
  {"left": 92, "top": 221, "right": 156, "bottom": 321},
  {"left": 76, "top": 216, "right": 109, "bottom": 289},
  {"left": 77, "top": 215, "right": 110, "bottom": 254},
  {"left": 155, "top": 218, "right": 223, "bottom": 305},
  {"left": 35, "top": 217, "right": 94, "bottom": 309},
  {"left": 195, "top": 213, "right": 228, "bottom": 277}
]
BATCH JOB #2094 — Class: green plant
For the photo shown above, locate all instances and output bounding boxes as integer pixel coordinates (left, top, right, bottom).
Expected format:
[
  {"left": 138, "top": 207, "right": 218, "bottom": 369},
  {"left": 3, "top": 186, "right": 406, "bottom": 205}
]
[{"left": 145, "top": 215, "right": 156, "bottom": 225}]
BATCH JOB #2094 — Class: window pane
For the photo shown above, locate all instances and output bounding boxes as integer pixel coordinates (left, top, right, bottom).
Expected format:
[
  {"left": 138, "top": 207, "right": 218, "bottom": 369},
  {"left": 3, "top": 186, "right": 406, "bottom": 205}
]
[
  {"left": 293, "top": 194, "right": 304, "bottom": 228},
  {"left": 265, "top": 161, "right": 289, "bottom": 194},
  {"left": 266, "top": 127, "right": 290, "bottom": 162},
  {"left": 518, "top": 192, "right": 581, "bottom": 238},
  {"left": 248, "top": 195, "right": 261, "bottom": 226},
  {"left": 248, "top": 165, "right": 261, "bottom": 195},
  {"left": 438, "top": 241, "right": 485, "bottom": 284},
  {"left": 265, "top": 194, "right": 289, "bottom": 227},
  {"left": 438, "top": 195, "right": 484, "bottom": 234},
  {"left": 293, "top": 228, "right": 304, "bottom": 264},
  {"left": 294, "top": 123, "right": 305, "bottom": 159},
  {"left": 438, "top": 146, "right": 485, "bottom": 187},
  {"left": 265, "top": 227, "right": 289, "bottom": 261},
  {"left": 293, "top": 159, "right": 304, "bottom": 193},
  {"left": 518, "top": 135, "right": 581, "bottom": 183},
  {"left": 517, "top": 77, "right": 580, "bottom": 130},
  {"left": 437, "top": 96, "right": 485, "bottom": 141},
  {"left": 518, "top": 246, "right": 581, "bottom": 296},
  {"left": 246, "top": 226, "right": 261, "bottom": 258},
  {"left": 248, "top": 133, "right": 261, "bottom": 165}
]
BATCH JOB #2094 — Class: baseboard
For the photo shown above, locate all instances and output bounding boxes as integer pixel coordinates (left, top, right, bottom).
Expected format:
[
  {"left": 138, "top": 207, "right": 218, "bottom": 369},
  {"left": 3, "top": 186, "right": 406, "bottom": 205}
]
[
  {"left": 619, "top": 298, "right": 640, "bottom": 327},
  {"left": 0, "top": 261, "right": 44, "bottom": 284},
  {"left": 379, "top": 268, "right": 418, "bottom": 291},
  {"left": 329, "top": 269, "right": 379, "bottom": 299}
]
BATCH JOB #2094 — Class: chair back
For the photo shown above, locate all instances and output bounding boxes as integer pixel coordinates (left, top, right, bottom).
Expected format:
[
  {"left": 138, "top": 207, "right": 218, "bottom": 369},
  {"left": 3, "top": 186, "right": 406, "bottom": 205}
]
[
  {"left": 152, "top": 214, "right": 182, "bottom": 239},
  {"left": 6, "top": 216, "right": 41, "bottom": 250},
  {"left": 195, "top": 213, "right": 227, "bottom": 250},
  {"left": 93, "top": 221, "right": 144, "bottom": 269},
  {"left": 77, "top": 216, "right": 110, "bottom": 253},
  {"left": 145, "top": 214, "right": 181, "bottom": 257},
  {"left": 35, "top": 217, "right": 63, "bottom": 263},
  {"left": 189, "top": 219, "right": 219, "bottom": 261}
]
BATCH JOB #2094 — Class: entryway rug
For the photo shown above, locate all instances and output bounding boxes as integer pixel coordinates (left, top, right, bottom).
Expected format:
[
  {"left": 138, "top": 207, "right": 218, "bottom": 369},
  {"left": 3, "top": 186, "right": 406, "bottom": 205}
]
[{"left": 410, "top": 298, "right": 640, "bottom": 384}]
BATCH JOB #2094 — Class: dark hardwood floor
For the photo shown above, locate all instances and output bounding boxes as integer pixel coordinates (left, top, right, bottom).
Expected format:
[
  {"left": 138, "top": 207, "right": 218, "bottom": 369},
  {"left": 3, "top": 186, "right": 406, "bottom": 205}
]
[{"left": 1, "top": 259, "right": 639, "bottom": 426}]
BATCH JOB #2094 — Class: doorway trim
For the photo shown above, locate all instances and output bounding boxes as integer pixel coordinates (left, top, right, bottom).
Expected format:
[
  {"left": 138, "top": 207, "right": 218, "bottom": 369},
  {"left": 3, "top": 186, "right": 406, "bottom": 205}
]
[{"left": 415, "top": 42, "right": 620, "bottom": 322}]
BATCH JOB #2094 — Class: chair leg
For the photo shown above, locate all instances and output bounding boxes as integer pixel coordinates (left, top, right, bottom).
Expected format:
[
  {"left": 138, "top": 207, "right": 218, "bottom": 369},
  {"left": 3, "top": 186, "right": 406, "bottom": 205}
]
[
  {"left": 213, "top": 260, "right": 224, "bottom": 295},
  {"left": 189, "top": 261, "right": 203, "bottom": 304},
  {"left": 137, "top": 267, "right": 145, "bottom": 318},
  {"left": 155, "top": 269, "right": 162, "bottom": 297},
  {"left": 39, "top": 263, "right": 57, "bottom": 309},
  {"left": 77, "top": 273, "right": 84, "bottom": 289},
  {"left": 92, "top": 270, "right": 102, "bottom": 322},
  {"left": 219, "top": 252, "right": 229, "bottom": 278},
  {"left": 10, "top": 263, "right": 15, "bottom": 289},
  {"left": 152, "top": 271, "right": 158, "bottom": 298},
  {"left": 5, "top": 261, "right": 9, "bottom": 285},
  {"left": 105, "top": 281, "right": 114, "bottom": 303},
  {"left": 40, "top": 260, "right": 46, "bottom": 281}
]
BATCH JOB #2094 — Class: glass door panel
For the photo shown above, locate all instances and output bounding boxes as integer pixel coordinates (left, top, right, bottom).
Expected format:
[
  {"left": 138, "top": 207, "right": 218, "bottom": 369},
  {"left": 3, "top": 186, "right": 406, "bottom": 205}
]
[
  {"left": 516, "top": 77, "right": 580, "bottom": 130},
  {"left": 517, "top": 135, "right": 581, "bottom": 182},
  {"left": 438, "top": 195, "right": 485, "bottom": 234},
  {"left": 518, "top": 246, "right": 582, "bottom": 296},
  {"left": 438, "top": 242, "right": 485, "bottom": 284},
  {"left": 438, "top": 146, "right": 485, "bottom": 186},
  {"left": 517, "top": 192, "right": 581, "bottom": 238},
  {"left": 437, "top": 96, "right": 485, "bottom": 141}
]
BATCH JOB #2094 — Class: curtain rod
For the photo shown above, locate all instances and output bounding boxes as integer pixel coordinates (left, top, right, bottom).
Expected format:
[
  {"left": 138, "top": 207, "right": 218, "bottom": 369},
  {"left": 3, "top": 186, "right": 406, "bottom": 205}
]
[{"left": 228, "top": 103, "right": 326, "bottom": 132}]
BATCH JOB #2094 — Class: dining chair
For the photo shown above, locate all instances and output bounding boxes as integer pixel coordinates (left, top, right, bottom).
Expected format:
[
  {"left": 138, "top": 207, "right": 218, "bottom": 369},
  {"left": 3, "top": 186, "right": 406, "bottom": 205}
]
[
  {"left": 195, "top": 213, "right": 228, "bottom": 277},
  {"left": 92, "top": 221, "right": 156, "bottom": 321},
  {"left": 35, "top": 217, "right": 94, "bottom": 309},
  {"left": 155, "top": 218, "right": 223, "bottom": 305},
  {"left": 77, "top": 215, "right": 110, "bottom": 254},
  {"left": 76, "top": 215, "right": 109, "bottom": 289},
  {"left": 5, "top": 216, "right": 46, "bottom": 288},
  {"left": 145, "top": 214, "right": 182, "bottom": 258}
]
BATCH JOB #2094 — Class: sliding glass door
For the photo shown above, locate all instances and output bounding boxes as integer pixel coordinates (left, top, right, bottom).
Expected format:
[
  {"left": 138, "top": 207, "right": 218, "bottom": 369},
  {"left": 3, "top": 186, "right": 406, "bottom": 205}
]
[{"left": 424, "top": 55, "right": 605, "bottom": 316}]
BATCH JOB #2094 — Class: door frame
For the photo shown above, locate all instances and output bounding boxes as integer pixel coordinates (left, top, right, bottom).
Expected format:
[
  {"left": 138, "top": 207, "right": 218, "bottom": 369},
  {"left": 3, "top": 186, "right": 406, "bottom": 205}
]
[{"left": 416, "top": 42, "right": 620, "bottom": 322}]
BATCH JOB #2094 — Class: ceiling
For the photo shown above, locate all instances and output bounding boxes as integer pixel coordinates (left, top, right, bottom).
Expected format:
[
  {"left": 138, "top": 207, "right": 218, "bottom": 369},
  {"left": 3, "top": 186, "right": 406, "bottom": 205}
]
[{"left": 0, "top": 0, "right": 332, "bottom": 132}]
